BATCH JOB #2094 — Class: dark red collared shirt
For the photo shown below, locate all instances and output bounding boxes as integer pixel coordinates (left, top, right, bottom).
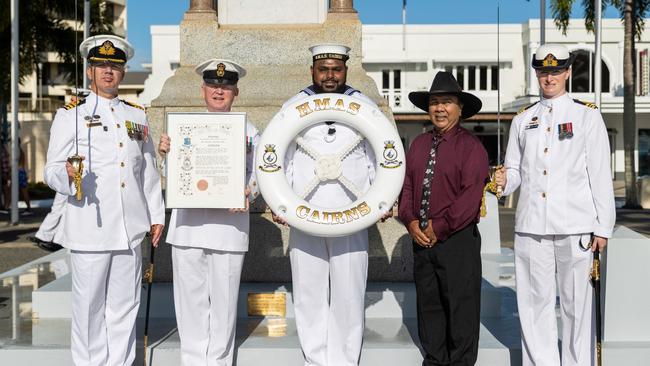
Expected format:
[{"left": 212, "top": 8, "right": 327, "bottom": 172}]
[{"left": 398, "top": 126, "right": 489, "bottom": 242}]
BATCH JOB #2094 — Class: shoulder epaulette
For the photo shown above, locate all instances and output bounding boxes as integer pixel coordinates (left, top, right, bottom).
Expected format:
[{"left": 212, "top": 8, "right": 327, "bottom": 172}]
[
  {"left": 121, "top": 99, "right": 145, "bottom": 111},
  {"left": 517, "top": 101, "right": 538, "bottom": 115},
  {"left": 573, "top": 99, "right": 598, "bottom": 109},
  {"left": 63, "top": 98, "right": 86, "bottom": 110}
]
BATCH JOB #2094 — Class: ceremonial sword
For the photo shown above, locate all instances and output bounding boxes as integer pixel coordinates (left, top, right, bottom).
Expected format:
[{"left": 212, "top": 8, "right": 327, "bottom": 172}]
[
  {"left": 143, "top": 234, "right": 156, "bottom": 366},
  {"left": 591, "top": 249, "right": 602, "bottom": 366}
]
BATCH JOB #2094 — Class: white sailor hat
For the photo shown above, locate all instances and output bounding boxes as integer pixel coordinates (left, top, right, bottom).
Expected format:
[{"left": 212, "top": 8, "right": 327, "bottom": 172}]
[
  {"left": 80, "top": 35, "right": 134, "bottom": 64},
  {"left": 309, "top": 44, "right": 351, "bottom": 62},
  {"left": 532, "top": 43, "right": 575, "bottom": 70},
  {"left": 195, "top": 59, "right": 246, "bottom": 86}
]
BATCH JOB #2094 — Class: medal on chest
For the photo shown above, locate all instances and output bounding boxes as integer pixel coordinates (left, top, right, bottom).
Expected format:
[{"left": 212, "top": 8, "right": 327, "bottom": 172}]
[
  {"left": 558, "top": 122, "right": 574, "bottom": 140},
  {"left": 125, "top": 120, "right": 149, "bottom": 142}
]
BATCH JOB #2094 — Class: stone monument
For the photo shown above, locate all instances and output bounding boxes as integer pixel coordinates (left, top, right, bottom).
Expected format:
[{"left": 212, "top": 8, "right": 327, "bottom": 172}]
[{"left": 146, "top": 0, "right": 417, "bottom": 283}]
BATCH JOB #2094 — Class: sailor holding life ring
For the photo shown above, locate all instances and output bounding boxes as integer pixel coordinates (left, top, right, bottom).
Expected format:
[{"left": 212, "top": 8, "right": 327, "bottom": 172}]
[{"left": 271, "top": 44, "right": 393, "bottom": 366}]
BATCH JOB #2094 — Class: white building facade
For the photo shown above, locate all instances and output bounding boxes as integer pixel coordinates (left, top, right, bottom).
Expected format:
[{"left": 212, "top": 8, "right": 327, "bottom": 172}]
[{"left": 141, "top": 19, "right": 650, "bottom": 180}]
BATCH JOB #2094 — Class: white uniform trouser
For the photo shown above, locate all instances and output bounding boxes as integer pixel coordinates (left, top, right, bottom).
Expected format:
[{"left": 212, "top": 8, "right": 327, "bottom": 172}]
[
  {"left": 70, "top": 246, "right": 142, "bottom": 366},
  {"left": 289, "top": 229, "right": 369, "bottom": 366},
  {"left": 35, "top": 193, "right": 67, "bottom": 242},
  {"left": 515, "top": 233, "right": 594, "bottom": 366},
  {"left": 172, "top": 245, "right": 245, "bottom": 366}
]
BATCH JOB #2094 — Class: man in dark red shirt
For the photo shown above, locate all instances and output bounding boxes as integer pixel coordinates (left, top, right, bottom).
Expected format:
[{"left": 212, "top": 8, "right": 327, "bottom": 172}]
[{"left": 399, "top": 71, "right": 489, "bottom": 366}]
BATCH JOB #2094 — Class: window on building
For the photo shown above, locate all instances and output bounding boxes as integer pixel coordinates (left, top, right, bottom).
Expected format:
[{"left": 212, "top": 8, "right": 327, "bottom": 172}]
[
  {"left": 439, "top": 64, "right": 499, "bottom": 91},
  {"left": 457, "top": 67, "right": 465, "bottom": 89},
  {"left": 640, "top": 129, "right": 650, "bottom": 176},
  {"left": 639, "top": 49, "right": 649, "bottom": 96},
  {"left": 567, "top": 50, "right": 610, "bottom": 93},
  {"left": 491, "top": 65, "right": 499, "bottom": 90},
  {"left": 393, "top": 69, "right": 401, "bottom": 90},
  {"left": 382, "top": 70, "right": 389, "bottom": 90},
  {"left": 479, "top": 66, "right": 488, "bottom": 90},
  {"left": 468, "top": 66, "right": 476, "bottom": 90}
]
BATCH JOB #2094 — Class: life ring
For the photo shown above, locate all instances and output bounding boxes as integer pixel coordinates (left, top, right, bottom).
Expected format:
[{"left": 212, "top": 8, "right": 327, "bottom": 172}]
[{"left": 256, "top": 93, "right": 406, "bottom": 237}]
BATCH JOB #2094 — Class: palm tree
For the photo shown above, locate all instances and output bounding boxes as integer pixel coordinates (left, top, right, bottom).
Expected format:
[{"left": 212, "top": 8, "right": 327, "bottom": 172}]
[{"left": 551, "top": 0, "right": 649, "bottom": 208}]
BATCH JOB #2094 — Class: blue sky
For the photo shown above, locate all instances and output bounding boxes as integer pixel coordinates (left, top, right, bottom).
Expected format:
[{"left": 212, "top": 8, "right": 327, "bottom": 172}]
[{"left": 127, "top": 0, "right": 622, "bottom": 70}]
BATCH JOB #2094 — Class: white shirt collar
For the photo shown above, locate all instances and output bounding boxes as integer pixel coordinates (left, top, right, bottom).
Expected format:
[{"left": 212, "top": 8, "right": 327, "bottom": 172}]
[
  {"left": 87, "top": 91, "right": 121, "bottom": 107},
  {"left": 539, "top": 92, "right": 571, "bottom": 110}
]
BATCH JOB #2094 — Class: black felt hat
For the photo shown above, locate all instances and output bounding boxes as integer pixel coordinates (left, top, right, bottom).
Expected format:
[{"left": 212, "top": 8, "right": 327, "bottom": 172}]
[{"left": 408, "top": 71, "right": 482, "bottom": 119}]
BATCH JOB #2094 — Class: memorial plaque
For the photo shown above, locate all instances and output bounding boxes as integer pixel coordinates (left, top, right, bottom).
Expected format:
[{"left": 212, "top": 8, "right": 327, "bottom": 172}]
[{"left": 247, "top": 292, "right": 287, "bottom": 318}]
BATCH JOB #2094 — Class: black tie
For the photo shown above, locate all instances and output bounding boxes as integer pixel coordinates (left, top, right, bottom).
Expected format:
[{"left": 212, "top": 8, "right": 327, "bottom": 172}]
[{"left": 419, "top": 133, "right": 442, "bottom": 230}]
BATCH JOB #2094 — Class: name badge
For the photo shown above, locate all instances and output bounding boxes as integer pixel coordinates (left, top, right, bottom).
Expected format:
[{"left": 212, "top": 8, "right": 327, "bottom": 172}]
[
  {"left": 84, "top": 115, "right": 102, "bottom": 128},
  {"left": 525, "top": 123, "right": 539, "bottom": 130}
]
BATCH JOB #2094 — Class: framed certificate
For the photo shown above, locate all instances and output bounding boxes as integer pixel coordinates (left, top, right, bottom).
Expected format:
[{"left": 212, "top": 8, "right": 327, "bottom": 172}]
[{"left": 165, "top": 112, "right": 247, "bottom": 209}]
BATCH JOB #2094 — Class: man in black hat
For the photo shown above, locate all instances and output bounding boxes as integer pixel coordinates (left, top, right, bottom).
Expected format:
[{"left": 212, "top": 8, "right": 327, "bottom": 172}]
[{"left": 398, "top": 71, "right": 489, "bottom": 366}]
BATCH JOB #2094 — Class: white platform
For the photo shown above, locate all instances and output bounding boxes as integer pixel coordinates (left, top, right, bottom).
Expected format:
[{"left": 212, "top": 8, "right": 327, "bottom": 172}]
[
  {"left": 4, "top": 224, "right": 650, "bottom": 365},
  {"left": 148, "top": 317, "right": 522, "bottom": 366}
]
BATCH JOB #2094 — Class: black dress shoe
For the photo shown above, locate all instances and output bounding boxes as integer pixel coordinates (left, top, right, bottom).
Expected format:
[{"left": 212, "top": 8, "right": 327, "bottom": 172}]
[{"left": 29, "top": 236, "right": 63, "bottom": 252}]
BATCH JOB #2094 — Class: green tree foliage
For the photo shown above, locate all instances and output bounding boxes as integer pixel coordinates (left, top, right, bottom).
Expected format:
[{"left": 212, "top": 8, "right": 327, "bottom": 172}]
[{"left": 0, "top": 0, "right": 114, "bottom": 104}]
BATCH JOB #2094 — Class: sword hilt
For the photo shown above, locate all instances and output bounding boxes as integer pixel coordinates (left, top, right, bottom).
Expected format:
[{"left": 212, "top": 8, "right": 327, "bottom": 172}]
[
  {"left": 67, "top": 155, "right": 84, "bottom": 201},
  {"left": 591, "top": 252, "right": 601, "bottom": 282}
]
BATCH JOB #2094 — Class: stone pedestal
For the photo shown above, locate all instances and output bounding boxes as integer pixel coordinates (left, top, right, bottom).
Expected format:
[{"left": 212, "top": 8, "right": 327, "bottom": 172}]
[
  {"left": 146, "top": 2, "right": 397, "bottom": 283},
  {"left": 148, "top": 8, "right": 392, "bottom": 135}
]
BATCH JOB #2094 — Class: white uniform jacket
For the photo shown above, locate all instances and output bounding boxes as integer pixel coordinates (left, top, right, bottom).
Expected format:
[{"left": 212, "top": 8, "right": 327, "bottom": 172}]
[
  {"left": 283, "top": 86, "right": 376, "bottom": 208},
  {"left": 166, "top": 121, "right": 260, "bottom": 252},
  {"left": 503, "top": 93, "right": 615, "bottom": 238},
  {"left": 44, "top": 92, "right": 165, "bottom": 251}
]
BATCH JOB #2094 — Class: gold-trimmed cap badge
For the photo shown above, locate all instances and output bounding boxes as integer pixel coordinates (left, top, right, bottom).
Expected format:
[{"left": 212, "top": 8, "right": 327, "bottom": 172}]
[
  {"left": 98, "top": 41, "right": 116, "bottom": 56},
  {"left": 216, "top": 63, "right": 226, "bottom": 77},
  {"left": 542, "top": 54, "right": 558, "bottom": 67}
]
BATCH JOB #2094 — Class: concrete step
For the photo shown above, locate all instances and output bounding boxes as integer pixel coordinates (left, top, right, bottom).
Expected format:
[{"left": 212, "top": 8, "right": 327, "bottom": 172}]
[
  {"left": 148, "top": 318, "right": 522, "bottom": 366},
  {"left": 32, "top": 280, "right": 516, "bottom": 320}
]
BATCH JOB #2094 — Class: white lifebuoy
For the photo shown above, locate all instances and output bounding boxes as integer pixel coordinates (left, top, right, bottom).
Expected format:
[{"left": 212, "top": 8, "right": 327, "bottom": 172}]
[{"left": 256, "top": 93, "right": 406, "bottom": 237}]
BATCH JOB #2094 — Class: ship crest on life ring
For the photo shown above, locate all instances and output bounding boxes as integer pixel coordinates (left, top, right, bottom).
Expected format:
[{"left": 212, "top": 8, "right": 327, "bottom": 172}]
[
  {"left": 259, "top": 144, "right": 281, "bottom": 173},
  {"left": 380, "top": 140, "right": 402, "bottom": 169}
]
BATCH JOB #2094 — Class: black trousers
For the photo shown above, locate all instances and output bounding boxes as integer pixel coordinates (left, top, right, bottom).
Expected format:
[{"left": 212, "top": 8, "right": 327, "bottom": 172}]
[{"left": 413, "top": 223, "right": 482, "bottom": 366}]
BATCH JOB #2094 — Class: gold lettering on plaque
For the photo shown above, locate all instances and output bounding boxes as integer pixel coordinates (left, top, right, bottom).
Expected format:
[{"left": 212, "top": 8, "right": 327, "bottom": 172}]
[{"left": 247, "top": 293, "right": 287, "bottom": 318}]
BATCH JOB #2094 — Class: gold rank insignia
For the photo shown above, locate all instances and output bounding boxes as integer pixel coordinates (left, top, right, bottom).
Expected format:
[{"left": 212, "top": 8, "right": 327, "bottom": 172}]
[
  {"left": 216, "top": 63, "right": 226, "bottom": 77},
  {"left": 517, "top": 101, "right": 538, "bottom": 115},
  {"left": 63, "top": 98, "right": 86, "bottom": 110},
  {"left": 542, "top": 54, "right": 559, "bottom": 67},
  {"left": 98, "top": 41, "right": 116, "bottom": 56},
  {"left": 573, "top": 99, "right": 598, "bottom": 109}
]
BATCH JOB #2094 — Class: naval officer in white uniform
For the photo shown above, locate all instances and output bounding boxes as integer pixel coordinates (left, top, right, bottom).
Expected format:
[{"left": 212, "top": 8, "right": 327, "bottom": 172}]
[
  {"left": 44, "top": 35, "right": 165, "bottom": 366},
  {"left": 495, "top": 43, "right": 615, "bottom": 366},
  {"left": 158, "top": 59, "right": 259, "bottom": 366},
  {"left": 273, "top": 44, "right": 391, "bottom": 366}
]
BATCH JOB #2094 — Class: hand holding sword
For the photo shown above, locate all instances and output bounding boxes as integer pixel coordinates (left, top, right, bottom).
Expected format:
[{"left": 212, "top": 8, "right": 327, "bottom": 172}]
[
  {"left": 488, "top": 165, "right": 506, "bottom": 199},
  {"left": 66, "top": 155, "right": 85, "bottom": 201}
]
